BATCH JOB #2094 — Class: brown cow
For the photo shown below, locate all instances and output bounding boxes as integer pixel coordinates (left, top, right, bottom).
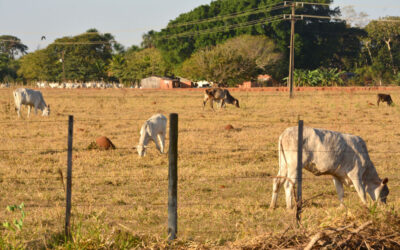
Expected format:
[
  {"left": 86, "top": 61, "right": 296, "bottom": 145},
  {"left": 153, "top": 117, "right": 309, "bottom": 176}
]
[
  {"left": 203, "top": 88, "right": 239, "bottom": 110},
  {"left": 377, "top": 93, "right": 393, "bottom": 106}
]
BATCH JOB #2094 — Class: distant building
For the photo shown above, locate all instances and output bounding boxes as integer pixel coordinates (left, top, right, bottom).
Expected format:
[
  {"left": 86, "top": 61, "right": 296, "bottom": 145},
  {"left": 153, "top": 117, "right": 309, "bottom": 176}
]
[
  {"left": 257, "top": 74, "right": 279, "bottom": 86},
  {"left": 178, "top": 77, "right": 193, "bottom": 88},
  {"left": 238, "top": 75, "right": 279, "bottom": 88},
  {"left": 238, "top": 81, "right": 259, "bottom": 88},
  {"left": 140, "top": 76, "right": 180, "bottom": 89}
]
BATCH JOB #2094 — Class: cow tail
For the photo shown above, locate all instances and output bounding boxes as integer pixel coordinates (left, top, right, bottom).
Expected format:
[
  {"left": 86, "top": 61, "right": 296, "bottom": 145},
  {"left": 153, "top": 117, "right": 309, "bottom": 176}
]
[{"left": 278, "top": 136, "right": 287, "bottom": 178}]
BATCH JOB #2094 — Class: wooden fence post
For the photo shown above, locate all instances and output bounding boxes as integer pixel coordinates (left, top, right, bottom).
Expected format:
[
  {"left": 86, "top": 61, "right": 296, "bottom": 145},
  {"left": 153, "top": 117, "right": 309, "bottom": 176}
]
[
  {"left": 296, "top": 120, "right": 303, "bottom": 225},
  {"left": 65, "top": 115, "right": 73, "bottom": 237},
  {"left": 168, "top": 113, "right": 178, "bottom": 240}
]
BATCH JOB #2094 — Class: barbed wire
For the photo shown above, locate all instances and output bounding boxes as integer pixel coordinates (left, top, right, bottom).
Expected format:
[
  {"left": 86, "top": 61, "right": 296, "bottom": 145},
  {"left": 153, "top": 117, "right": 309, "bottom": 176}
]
[
  {"left": 1, "top": 174, "right": 399, "bottom": 182},
  {"left": 2, "top": 145, "right": 400, "bottom": 155},
  {"left": 2, "top": 116, "right": 400, "bottom": 126},
  {"left": 1, "top": 193, "right": 397, "bottom": 211}
]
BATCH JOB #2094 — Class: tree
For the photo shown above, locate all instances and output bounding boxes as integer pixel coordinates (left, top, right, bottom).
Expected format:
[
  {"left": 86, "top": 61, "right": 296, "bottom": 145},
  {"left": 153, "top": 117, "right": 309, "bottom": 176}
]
[
  {"left": 108, "top": 54, "right": 127, "bottom": 83},
  {"left": 154, "top": 0, "right": 343, "bottom": 77},
  {"left": 366, "top": 17, "right": 400, "bottom": 75},
  {"left": 18, "top": 49, "right": 60, "bottom": 82},
  {"left": 0, "top": 54, "right": 19, "bottom": 82},
  {"left": 179, "top": 35, "right": 282, "bottom": 86},
  {"left": 340, "top": 6, "right": 369, "bottom": 28},
  {"left": 0, "top": 35, "right": 28, "bottom": 59},
  {"left": 141, "top": 30, "right": 156, "bottom": 49},
  {"left": 19, "top": 30, "right": 115, "bottom": 82},
  {"left": 124, "top": 48, "right": 170, "bottom": 83}
]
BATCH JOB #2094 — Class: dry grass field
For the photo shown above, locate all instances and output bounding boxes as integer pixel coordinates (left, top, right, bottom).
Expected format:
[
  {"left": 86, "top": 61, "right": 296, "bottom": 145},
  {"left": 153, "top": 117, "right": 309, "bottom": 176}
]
[{"left": 1, "top": 87, "right": 400, "bottom": 249}]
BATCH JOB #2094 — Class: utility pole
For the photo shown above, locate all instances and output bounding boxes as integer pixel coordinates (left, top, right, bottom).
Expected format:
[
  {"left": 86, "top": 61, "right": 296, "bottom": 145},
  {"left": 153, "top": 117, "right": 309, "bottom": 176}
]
[
  {"left": 288, "top": 2, "right": 296, "bottom": 98},
  {"left": 61, "top": 50, "right": 66, "bottom": 82}
]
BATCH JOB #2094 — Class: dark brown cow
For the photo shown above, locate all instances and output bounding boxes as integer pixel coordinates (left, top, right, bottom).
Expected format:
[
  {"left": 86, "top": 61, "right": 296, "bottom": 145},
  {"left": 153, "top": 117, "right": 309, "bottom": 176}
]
[
  {"left": 203, "top": 88, "right": 239, "bottom": 110},
  {"left": 377, "top": 93, "right": 393, "bottom": 106}
]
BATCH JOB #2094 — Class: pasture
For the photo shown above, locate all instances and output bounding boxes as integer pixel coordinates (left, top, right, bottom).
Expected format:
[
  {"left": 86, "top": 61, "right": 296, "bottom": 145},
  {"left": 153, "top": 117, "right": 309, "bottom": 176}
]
[{"left": 0, "top": 87, "right": 400, "bottom": 248}]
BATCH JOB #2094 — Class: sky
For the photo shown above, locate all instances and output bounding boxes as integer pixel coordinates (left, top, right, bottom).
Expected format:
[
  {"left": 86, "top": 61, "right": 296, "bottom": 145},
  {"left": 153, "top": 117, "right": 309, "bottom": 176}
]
[{"left": 0, "top": 0, "right": 399, "bottom": 53}]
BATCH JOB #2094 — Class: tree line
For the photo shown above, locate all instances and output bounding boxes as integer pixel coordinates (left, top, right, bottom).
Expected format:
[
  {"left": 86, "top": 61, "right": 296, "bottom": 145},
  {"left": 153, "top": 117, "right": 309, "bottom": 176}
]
[{"left": 1, "top": 0, "right": 400, "bottom": 86}]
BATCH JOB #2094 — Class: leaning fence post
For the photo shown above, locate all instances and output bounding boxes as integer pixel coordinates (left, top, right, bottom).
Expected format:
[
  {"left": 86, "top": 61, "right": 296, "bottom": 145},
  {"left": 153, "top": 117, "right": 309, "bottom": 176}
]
[
  {"left": 168, "top": 113, "right": 178, "bottom": 240},
  {"left": 296, "top": 120, "right": 303, "bottom": 225},
  {"left": 65, "top": 115, "right": 73, "bottom": 237}
]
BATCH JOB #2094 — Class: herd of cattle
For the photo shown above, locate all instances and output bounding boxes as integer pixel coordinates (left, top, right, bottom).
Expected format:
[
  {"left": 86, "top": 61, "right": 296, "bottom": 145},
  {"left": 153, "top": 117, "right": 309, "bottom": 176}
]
[
  {"left": 1, "top": 82, "right": 125, "bottom": 89},
  {"left": 11, "top": 87, "right": 392, "bottom": 208},
  {"left": 36, "top": 82, "right": 125, "bottom": 89}
]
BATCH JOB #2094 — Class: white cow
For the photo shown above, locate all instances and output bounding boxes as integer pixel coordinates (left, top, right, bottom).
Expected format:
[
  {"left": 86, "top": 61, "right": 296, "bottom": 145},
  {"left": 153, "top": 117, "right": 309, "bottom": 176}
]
[
  {"left": 49, "top": 83, "right": 59, "bottom": 88},
  {"left": 13, "top": 88, "right": 50, "bottom": 118},
  {"left": 270, "top": 127, "right": 389, "bottom": 209},
  {"left": 136, "top": 114, "right": 167, "bottom": 157}
]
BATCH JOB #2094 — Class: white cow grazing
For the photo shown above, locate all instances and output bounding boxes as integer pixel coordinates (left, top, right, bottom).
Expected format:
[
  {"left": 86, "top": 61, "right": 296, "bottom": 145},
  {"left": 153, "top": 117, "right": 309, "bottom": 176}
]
[
  {"left": 136, "top": 114, "right": 167, "bottom": 157},
  {"left": 49, "top": 83, "right": 59, "bottom": 88},
  {"left": 270, "top": 127, "right": 389, "bottom": 209},
  {"left": 13, "top": 88, "right": 50, "bottom": 118}
]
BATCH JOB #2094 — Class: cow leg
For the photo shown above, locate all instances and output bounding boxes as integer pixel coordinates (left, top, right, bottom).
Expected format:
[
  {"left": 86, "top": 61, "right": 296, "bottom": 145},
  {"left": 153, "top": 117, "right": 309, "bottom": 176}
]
[
  {"left": 209, "top": 99, "right": 215, "bottom": 111},
  {"left": 284, "top": 168, "right": 298, "bottom": 209},
  {"left": 349, "top": 173, "right": 367, "bottom": 205},
  {"left": 27, "top": 105, "right": 31, "bottom": 118},
  {"left": 284, "top": 179, "right": 295, "bottom": 209},
  {"left": 157, "top": 133, "right": 165, "bottom": 153},
  {"left": 152, "top": 134, "right": 162, "bottom": 153},
  {"left": 332, "top": 176, "right": 344, "bottom": 206},
  {"left": 16, "top": 105, "right": 21, "bottom": 118},
  {"left": 270, "top": 176, "right": 284, "bottom": 209},
  {"left": 203, "top": 96, "right": 208, "bottom": 109},
  {"left": 220, "top": 100, "right": 225, "bottom": 109}
]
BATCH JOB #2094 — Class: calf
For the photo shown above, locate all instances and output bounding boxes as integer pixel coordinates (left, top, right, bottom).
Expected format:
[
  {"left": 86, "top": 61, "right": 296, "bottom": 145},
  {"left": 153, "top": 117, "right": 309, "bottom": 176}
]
[
  {"left": 13, "top": 88, "right": 50, "bottom": 118},
  {"left": 270, "top": 126, "right": 389, "bottom": 209},
  {"left": 136, "top": 114, "right": 167, "bottom": 157},
  {"left": 377, "top": 93, "right": 393, "bottom": 106},
  {"left": 203, "top": 88, "right": 239, "bottom": 110}
]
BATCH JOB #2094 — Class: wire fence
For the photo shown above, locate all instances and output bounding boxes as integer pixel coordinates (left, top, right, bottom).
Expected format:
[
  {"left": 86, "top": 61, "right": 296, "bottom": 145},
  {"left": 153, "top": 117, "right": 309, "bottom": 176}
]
[{"left": 0, "top": 113, "right": 399, "bottom": 241}]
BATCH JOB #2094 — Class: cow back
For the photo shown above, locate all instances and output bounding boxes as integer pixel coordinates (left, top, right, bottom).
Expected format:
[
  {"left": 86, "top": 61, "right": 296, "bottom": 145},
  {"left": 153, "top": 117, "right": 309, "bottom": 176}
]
[{"left": 280, "top": 127, "right": 370, "bottom": 175}]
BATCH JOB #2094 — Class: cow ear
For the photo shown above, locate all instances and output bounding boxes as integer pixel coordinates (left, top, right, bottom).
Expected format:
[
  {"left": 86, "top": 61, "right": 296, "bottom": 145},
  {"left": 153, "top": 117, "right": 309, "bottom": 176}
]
[{"left": 382, "top": 178, "right": 388, "bottom": 185}]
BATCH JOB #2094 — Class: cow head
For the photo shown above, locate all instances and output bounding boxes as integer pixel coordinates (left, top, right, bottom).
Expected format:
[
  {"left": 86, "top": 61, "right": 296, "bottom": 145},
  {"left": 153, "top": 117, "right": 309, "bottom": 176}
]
[
  {"left": 234, "top": 99, "right": 240, "bottom": 108},
  {"left": 136, "top": 144, "right": 147, "bottom": 157},
  {"left": 42, "top": 105, "right": 50, "bottom": 116},
  {"left": 378, "top": 178, "right": 389, "bottom": 203}
]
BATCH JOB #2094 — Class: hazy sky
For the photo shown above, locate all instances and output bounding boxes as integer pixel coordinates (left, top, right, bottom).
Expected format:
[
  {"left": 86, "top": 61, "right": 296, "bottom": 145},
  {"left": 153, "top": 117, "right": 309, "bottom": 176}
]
[{"left": 0, "top": 0, "right": 398, "bottom": 53}]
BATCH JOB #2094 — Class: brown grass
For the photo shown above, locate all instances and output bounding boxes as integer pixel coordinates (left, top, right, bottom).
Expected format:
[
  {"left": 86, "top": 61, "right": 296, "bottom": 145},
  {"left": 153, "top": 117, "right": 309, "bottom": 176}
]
[{"left": 0, "top": 87, "right": 400, "bottom": 248}]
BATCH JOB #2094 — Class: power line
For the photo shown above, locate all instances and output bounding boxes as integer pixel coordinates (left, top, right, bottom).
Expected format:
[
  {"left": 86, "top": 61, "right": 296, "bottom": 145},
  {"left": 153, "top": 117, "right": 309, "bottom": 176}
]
[
  {"left": 167, "top": 2, "right": 288, "bottom": 28},
  {"left": 296, "top": 14, "right": 400, "bottom": 23},
  {"left": 0, "top": 40, "right": 115, "bottom": 45},
  {"left": 157, "top": 15, "right": 285, "bottom": 40}
]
